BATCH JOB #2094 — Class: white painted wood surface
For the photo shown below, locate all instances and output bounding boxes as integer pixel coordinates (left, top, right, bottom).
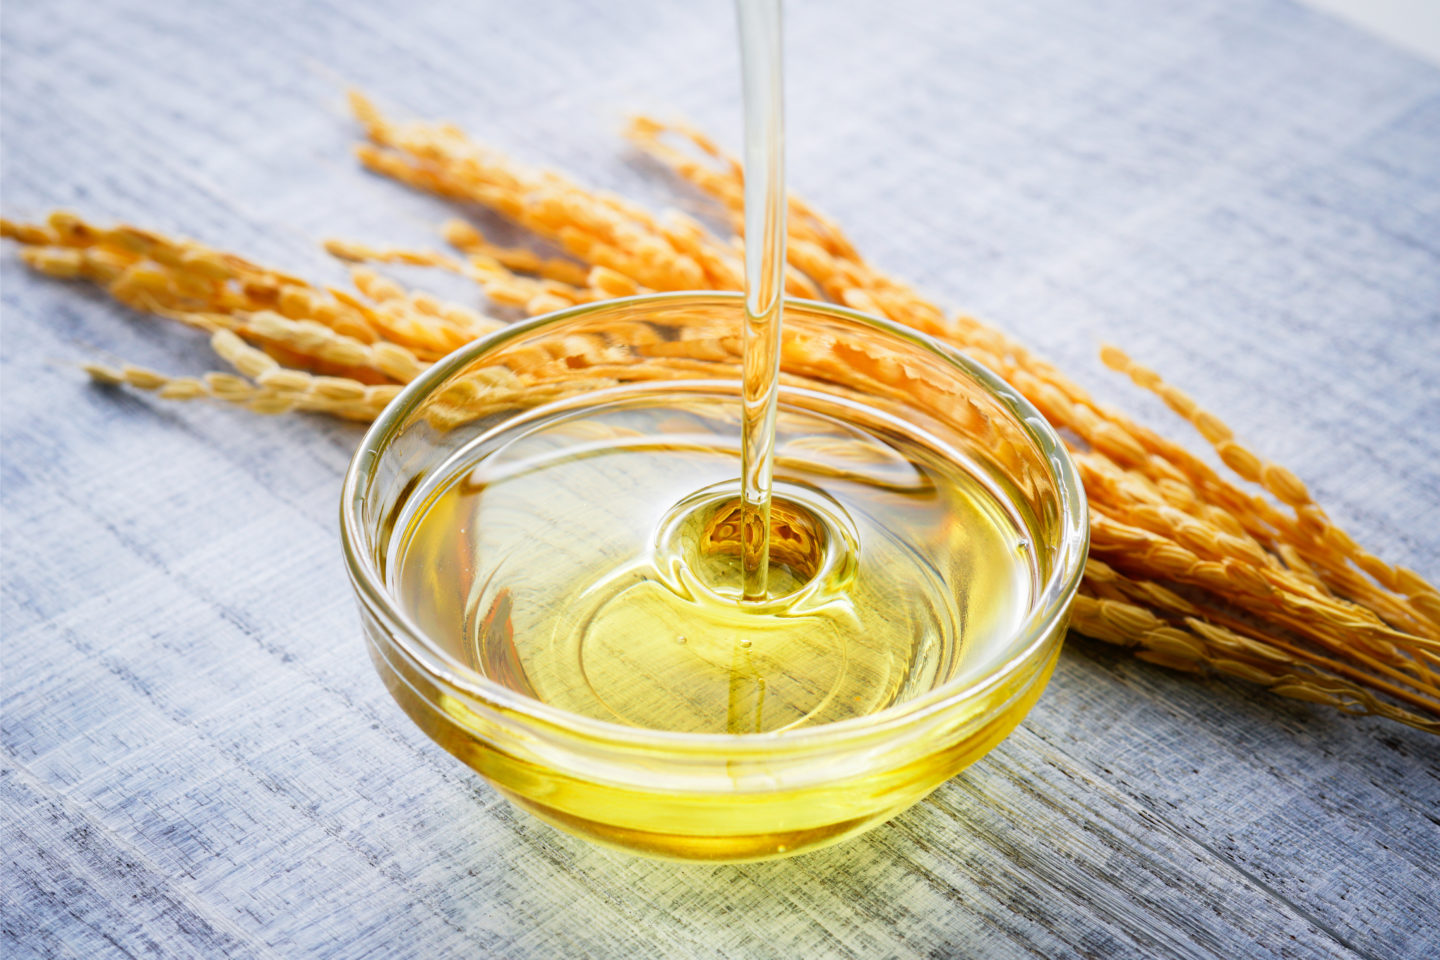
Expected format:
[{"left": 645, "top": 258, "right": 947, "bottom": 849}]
[
  {"left": 2, "top": 1, "right": 1438, "bottom": 957},
  {"left": 1298, "top": 0, "right": 1440, "bottom": 64}
]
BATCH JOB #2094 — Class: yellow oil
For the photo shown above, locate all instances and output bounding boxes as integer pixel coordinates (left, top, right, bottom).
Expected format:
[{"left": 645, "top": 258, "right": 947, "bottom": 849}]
[{"left": 391, "top": 385, "right": 1035, "bottom": 737}]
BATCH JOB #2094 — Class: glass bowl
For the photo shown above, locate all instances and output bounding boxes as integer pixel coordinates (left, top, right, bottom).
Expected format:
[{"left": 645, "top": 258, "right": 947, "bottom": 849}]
[{"left": 341, "top": 292, "right": 1087, "bottom": 861}]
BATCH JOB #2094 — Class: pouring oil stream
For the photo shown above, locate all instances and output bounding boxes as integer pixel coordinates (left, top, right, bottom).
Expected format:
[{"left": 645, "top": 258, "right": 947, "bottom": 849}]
[{"left": 736, "top": 0, "right": 787, "bottom": 603}]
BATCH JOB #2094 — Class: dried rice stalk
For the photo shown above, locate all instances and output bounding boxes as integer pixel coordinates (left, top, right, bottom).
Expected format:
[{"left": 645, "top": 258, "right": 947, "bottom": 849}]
[
  {"left": 3, "top": 94, "right": 1436, "bottom": 734},
  {"left": 1, "top": 211, "right": 499, "bottom": 412}
]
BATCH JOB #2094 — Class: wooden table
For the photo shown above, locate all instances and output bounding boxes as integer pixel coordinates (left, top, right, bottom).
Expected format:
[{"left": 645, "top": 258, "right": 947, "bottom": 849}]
[{"left": 3, "top": 1, "right": 1437, "bottom": 957}]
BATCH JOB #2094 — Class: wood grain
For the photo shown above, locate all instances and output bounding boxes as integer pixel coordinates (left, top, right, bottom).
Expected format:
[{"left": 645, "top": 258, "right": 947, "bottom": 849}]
[{"left": 2, "top": 0, "right": 1438, "bottom": 958}]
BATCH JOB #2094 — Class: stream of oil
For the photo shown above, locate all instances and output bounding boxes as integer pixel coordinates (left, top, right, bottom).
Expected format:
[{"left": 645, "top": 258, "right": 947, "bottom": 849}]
[{"left": 736, "top": 0, "right": 788, "bottom": 602}]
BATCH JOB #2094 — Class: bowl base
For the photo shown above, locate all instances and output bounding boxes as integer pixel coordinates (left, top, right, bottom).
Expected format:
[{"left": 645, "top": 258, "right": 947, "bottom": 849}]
[{"left": 499, "top": 787, "right": 909, "bottom": 862}]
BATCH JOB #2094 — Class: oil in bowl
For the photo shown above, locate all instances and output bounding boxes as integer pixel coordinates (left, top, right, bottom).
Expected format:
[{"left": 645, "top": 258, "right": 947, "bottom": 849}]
[
  {"left": 392, "top": 383, "right": 1035, "bottom": 735},
  {"left": 342, "top": 293, "right": 1087, "bottom": 861}
]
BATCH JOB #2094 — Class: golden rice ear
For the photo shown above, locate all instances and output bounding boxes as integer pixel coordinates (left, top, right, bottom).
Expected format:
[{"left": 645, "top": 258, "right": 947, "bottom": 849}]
[{"left": 2, "top": 93, "right": 1435, "bottom": 732}]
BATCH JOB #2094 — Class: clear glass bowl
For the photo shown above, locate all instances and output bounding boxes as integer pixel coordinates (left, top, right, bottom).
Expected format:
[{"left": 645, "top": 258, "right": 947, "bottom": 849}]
[{"left": 341, "top": 292, "right": 1087, "bottom": 861}]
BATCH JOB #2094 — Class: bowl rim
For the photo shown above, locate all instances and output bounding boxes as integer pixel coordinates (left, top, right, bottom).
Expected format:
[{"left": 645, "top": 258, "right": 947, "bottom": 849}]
[{"left": 340, "top": 291, "right": 1088, "bottom": 754}]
